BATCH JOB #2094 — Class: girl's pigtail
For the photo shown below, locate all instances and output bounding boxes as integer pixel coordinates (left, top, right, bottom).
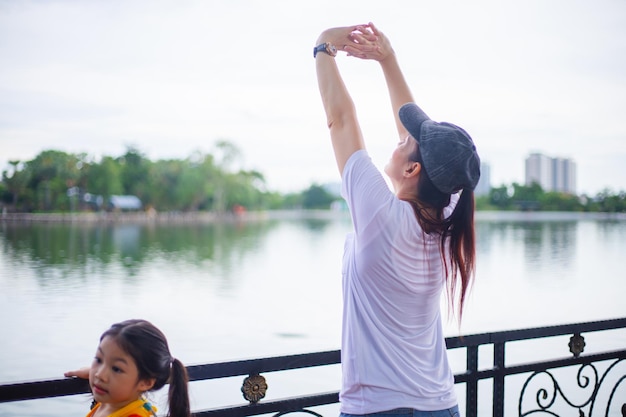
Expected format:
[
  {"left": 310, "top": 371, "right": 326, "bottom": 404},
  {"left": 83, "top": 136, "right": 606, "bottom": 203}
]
[{"left": 167, "top": 358, "right": 191, "bottom": 417}]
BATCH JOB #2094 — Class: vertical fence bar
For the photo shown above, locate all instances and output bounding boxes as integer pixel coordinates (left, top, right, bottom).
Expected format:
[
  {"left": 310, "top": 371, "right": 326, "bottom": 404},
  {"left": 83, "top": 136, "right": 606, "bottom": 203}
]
[
  {"left": 466, "top": 345, "right": 479, "bottom": 417},
  {"left": 492, "top": 342, "right": 505, "bottom": 417}
]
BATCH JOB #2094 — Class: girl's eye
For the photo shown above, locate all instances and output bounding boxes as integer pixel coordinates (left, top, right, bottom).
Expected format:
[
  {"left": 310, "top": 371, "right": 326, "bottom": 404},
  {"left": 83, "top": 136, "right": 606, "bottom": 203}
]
[
  {"left": 93, "top": 357, "right": 102, "bottom": 364},
  {"left": 112, "top": 366, "right": 123, "bottom": 373}
]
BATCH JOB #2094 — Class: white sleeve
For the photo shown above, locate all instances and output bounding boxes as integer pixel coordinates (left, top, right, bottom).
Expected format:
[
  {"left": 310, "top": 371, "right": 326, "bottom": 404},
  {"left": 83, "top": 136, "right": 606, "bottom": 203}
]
[{"left": 341, "top": 150, "right": 395, "bottom": 236}]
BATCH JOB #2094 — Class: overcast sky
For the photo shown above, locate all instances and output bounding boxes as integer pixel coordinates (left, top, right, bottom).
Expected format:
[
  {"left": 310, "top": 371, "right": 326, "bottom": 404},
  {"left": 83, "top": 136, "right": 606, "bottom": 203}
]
[{"left": 1, "top": 0, "right": 625, "bottom": 195}]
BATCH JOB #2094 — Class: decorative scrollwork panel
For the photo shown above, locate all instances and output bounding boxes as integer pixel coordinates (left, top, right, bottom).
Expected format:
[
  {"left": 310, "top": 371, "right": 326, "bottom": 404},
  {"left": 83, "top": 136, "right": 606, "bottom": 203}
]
[{"left": 519, "top": 359, "right": 625, "bottom": 417}]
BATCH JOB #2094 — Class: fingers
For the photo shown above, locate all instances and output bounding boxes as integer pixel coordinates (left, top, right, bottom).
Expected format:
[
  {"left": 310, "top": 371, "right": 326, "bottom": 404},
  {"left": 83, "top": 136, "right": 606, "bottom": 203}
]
[
  {"left": 368, "top": 22, "right": 381, "bottom": 36},
  {"left": 344, "top": 44, "right": 380, "bottom": 60},
  {"left": 351, "top": 25, "right": 377, "bottom": 44},
  {"left": 64, "top": 367, "right": 90, "bottom": 379}
]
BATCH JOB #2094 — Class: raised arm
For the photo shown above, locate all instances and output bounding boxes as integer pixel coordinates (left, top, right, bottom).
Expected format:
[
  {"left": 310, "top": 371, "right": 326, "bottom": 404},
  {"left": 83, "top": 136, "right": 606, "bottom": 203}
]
[
  {"left": 346, "top": 23, "right": 415, "bottom": 140},
  {"left": 315, "top": 26, "right": 370, "bottom": 175}
]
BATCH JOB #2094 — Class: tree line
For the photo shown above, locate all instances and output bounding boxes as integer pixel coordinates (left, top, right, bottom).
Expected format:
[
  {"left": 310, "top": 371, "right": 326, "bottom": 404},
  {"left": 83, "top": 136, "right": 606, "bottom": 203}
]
[
  {"left": 1, "top": 145, "right": 625, "bottom": 213},
  {"left": 1, "top": 143, "right": 278, "bottom": 213},
  {"left": 477, "top": 182, "right": 626, "bottom": 212}
]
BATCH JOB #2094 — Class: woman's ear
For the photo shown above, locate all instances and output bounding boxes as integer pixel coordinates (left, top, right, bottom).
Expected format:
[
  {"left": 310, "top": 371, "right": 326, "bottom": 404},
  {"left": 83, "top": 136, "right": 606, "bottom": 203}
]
[{"left": 404, "top": 162, "right": 422, "bottom": 178}]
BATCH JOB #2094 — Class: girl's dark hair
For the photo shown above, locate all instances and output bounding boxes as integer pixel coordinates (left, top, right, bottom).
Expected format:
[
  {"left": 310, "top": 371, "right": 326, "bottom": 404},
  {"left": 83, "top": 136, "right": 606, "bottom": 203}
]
[
  {"left": 405, "top": 145, "right": 476, "bottom": 321},
  {"left": 101, "top": 319, "right": 191, "bottom": 417}
]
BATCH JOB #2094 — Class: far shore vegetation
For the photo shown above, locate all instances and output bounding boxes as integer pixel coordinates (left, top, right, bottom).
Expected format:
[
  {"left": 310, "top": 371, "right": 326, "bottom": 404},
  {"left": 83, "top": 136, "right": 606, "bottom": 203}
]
[{"left": 2, "top": 144, "right": 625, "bottom": 214}]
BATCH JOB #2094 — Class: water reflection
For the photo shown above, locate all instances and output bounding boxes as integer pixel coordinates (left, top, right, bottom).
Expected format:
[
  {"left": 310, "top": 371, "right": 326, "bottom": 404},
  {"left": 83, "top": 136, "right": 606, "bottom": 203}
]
[
  {"left": 0, "top": 220, "right": 283, "bottom": 286},
  {"left": 521, "top": 221, "right": 577, "bottom": 272},
  {"left": 476, "top": 220, "right": 577, "bottom": 274},
  {"left": 0, "top": 217, "right": 605, "bottom": 284}
]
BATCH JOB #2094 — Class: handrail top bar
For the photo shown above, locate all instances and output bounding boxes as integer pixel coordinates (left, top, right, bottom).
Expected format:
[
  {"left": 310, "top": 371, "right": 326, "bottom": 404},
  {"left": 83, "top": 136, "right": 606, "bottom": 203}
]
[
  {"left": 186, "top": 350, "right": 341, "bottom": 381},
  {"left": 2, "top": 317, "right": 624, "bottom": 388},
  {"left": 185, "top": 317, "right": 626, "bottom": 379},
  {"left": 445, "top": 317, "right": 626, "bottom": 349},
  {"left": 0, "top": 351, "right": 343, "bottom": 390}
]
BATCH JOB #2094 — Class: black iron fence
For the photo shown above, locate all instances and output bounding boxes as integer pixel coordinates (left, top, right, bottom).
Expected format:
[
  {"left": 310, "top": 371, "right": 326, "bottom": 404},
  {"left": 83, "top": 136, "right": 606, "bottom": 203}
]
[{"left": 2, "top": 318, "right": 625, "bottom": 417}]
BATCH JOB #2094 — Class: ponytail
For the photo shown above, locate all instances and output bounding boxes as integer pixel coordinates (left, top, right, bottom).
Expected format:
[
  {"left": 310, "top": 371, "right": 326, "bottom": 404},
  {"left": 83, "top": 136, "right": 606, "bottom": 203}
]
[
  {"left": 444, "top": 188, "right": 476, "bottom": 321},
  {"left": 167, "top": 358, "right": 191, "bottom": 417}
]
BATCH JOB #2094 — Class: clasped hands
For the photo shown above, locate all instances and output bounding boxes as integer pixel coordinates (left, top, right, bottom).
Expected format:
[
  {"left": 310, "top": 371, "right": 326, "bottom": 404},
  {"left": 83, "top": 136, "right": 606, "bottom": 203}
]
[{"left": 318, "top": 22, "right": 393, "bottom": 62}]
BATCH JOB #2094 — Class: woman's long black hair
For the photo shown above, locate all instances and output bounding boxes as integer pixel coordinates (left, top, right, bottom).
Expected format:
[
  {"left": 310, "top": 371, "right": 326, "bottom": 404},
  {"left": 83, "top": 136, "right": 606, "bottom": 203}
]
[{"left": 404, "top": 145, "right": 477, "bottom": 321}]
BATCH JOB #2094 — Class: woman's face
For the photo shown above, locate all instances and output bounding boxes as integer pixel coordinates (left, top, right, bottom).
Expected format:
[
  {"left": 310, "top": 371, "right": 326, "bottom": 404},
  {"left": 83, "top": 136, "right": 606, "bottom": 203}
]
[{"left": 384, "top": 135, "right": 419, "bottom": 189}]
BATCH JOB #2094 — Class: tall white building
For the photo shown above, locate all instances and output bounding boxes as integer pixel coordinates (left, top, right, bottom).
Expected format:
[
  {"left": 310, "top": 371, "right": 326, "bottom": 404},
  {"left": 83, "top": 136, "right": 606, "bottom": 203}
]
[
  {"left": 525, "top": 153, "right": 577, "bottom": 194},
  {"left": 474, "top": 162, "right": 491, "bottom": 196}
]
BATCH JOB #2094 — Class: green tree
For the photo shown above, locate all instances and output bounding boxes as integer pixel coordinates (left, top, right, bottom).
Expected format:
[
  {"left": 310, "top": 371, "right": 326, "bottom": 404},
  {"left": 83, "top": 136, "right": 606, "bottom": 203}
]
[
  {"left": 511, "top": 182, "right": 543, "bottom": 210},
  {"left": 174, "top": 152, "right": 219, "bottom": 211},
  {"left": 591, "top": 189, "right": 626, "bottom": 212},
  {"left": 85, "top": 156, "right": 124, "bottom": 199},
  {"left": 118, "top": 147, "right": 151, "bottom": 199},
  {"left": 26, "top": 150, "right": 83, "bottom": 211},
  {"left": 488, "top": 185, "right": 512, "bottom": 210},
  {"left": 222, "top": 169, "right": 267, "bottom": 210},
  {"left": 2, "top": 160, "right": 31, "bottom": 210},
  {"left": 148, "top": 159, "right": 184, "bottom": 211},
  {"left": 302, "top": 184, "right": 335, "bottom": 209},
  {"left": 210, "top": 140, "right": 245, "bottom": 212},
  {"left": 539, "top": 191, "right": 583, "bottom": 211}
]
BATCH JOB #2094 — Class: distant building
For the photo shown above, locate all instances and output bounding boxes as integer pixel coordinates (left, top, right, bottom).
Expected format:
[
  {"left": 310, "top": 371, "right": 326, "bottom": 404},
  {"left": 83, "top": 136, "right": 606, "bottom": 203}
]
[
  {"left": 525, "top": 153, "right": 576, "bottom": 194},
  {"left": 108, "top": 195, "right": 142, "bottom": 211},
  {"left": 474, "top": 162, "right": 491, "bottom": 196}
]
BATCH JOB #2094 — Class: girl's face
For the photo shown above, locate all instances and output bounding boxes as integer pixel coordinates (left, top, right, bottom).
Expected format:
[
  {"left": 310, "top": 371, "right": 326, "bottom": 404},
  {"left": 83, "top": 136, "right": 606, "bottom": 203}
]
[
  {"left": 89, "top": 336, "right": 154, "bottom": 412},
  {"left": 384, "top": 135, "right": 419, "bottom": 190}
]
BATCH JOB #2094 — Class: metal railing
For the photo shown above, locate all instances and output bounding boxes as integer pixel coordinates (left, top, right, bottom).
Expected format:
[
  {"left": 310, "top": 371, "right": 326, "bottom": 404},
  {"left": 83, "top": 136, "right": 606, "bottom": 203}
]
[{"left": 2, "top": 318, "right": 625, "bottom": 417}]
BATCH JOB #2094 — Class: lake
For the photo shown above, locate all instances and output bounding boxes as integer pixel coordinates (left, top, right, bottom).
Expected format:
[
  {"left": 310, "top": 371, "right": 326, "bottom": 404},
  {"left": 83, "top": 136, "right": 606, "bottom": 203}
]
[{"left": 0, "top": 211, "right": 625, "bottom": 416}]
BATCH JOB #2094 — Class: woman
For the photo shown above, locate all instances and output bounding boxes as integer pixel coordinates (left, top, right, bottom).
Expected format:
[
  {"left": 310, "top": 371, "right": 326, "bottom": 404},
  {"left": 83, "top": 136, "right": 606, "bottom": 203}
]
[{"left": 314, "top": 23, "right": 480, "bottom": 416}]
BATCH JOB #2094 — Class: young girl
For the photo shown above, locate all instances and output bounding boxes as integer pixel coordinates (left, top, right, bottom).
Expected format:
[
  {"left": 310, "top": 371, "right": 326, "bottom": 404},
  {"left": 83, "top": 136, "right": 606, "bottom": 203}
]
[{"left": 65, "top": 319, "right": 191, "bottom": 417}]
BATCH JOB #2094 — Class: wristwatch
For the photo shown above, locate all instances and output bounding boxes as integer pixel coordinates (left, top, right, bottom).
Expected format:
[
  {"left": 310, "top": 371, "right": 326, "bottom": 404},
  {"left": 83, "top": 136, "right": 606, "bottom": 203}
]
[{"left": 313, "top": 42, "right": 337, "bottom": 58}]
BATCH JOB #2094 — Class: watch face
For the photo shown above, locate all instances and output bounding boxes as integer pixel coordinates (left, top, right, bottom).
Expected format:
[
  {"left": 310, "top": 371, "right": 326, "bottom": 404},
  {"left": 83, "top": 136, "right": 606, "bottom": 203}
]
[{"left": 328, "top": 44, "right": 337, "bottom": 56}]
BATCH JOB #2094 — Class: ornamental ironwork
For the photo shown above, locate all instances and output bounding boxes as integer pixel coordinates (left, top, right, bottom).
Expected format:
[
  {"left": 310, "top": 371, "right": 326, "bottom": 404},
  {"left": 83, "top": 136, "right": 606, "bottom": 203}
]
[
  {"left": 569, "top": 333, "right": 586, "bottom": 358},
  {"left": 241, "top": 374, "right": 268, "bottom": 404},
  {"left": 519, "top": 359, "right": 626, "bottom": 416}
]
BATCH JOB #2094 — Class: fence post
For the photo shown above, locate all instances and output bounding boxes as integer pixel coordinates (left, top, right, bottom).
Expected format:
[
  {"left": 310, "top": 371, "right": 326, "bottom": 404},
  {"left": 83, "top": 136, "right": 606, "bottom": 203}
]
[
  {"left": 493, "top": 342, "right": 505, "bottom": 417},
  {"left": 466, "top": 345, "right": 478, "bottom": 417}
]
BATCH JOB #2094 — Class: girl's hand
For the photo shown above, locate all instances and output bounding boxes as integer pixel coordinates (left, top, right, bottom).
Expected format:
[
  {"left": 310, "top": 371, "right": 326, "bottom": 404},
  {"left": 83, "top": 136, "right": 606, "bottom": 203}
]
[
  {"left": 64, "top": 366, "right": 90, "bottom": 379},
  {"left": 345, "top": 22, "right": 394, "bottom": 62}
]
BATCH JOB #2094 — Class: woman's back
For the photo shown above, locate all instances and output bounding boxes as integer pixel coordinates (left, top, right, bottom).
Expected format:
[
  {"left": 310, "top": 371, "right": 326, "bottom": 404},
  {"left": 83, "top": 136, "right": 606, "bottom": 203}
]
[{"left": 340, "top": 150, "right": 457, "bottom": 413}]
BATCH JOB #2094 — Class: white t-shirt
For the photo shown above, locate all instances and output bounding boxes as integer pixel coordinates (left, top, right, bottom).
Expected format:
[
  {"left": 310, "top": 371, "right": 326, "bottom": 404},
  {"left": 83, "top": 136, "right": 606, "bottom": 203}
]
[{"left": 339, "top": 150, "right": 458, "bottom": 413}]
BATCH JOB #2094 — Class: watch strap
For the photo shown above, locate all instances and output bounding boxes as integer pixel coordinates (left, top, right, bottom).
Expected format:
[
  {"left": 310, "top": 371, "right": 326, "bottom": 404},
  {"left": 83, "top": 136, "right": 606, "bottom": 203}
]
[
  {"left": 313, "top": 43, "right": 325, "bottom": 58},
  {"left": 313, "top": 42, "right": 336, "bottom": 58}
]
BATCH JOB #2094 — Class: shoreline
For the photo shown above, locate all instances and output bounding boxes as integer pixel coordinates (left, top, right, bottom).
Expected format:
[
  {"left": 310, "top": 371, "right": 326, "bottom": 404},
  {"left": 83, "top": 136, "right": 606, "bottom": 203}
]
[
  {"left": 1, "top": 209, "right": 625, "bottom": 224},
  {"left": 0, "top": 209, "right": 353, "bottom": 224}
]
